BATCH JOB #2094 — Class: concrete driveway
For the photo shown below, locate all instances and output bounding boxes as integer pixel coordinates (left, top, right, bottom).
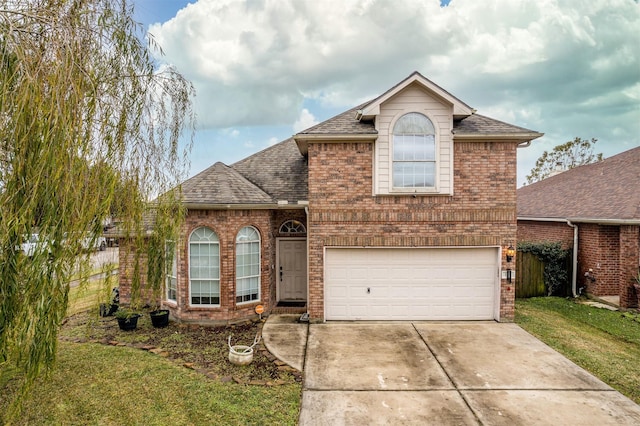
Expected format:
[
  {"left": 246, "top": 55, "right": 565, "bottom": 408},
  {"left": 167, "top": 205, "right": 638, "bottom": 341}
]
[{"left": 297, "top": 322, "right": 640, "bottom": 425}]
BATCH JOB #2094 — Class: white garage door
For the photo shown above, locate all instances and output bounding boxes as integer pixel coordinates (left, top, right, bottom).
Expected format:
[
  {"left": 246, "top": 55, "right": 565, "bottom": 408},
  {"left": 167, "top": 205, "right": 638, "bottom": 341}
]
[{"left": 325, "top": 247, "right": 498, "bottom": 321}]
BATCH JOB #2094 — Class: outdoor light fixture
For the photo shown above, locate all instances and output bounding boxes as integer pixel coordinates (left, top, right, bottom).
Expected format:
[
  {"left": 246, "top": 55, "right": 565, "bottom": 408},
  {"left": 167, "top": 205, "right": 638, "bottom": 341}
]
[
  {"left": 505, "top": 245, "right": 515, "bottom": 283},
  {"left": 505, "top": 245, "right": 515, "bottom": 263}
]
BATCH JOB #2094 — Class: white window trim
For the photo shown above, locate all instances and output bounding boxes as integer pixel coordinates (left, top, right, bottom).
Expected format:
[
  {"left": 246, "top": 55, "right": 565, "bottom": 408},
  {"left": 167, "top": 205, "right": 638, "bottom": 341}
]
[
  {"left": 388, "top": 111, "right": 440, "bottom": 194},
  {"left": 235, "top": 226, "right": 261, "bottom": 305},
  {"left": 188, "top": 227, "right": 221, "bottom": 308},
  {"left": 165, "top": 240, "right": 177, "bottom": 303}
]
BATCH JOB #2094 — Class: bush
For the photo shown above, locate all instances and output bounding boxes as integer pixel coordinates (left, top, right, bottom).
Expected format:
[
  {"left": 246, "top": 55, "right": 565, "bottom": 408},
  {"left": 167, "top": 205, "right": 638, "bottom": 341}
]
[{"left": 518, "top": 241, "right": 570, "bottom": 296}]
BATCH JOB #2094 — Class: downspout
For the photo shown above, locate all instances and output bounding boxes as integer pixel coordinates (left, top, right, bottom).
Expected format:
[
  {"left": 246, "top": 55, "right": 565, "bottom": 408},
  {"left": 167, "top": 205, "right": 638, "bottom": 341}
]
[{"left": 567, "top": 220, "right": 578, "bottom": 297}]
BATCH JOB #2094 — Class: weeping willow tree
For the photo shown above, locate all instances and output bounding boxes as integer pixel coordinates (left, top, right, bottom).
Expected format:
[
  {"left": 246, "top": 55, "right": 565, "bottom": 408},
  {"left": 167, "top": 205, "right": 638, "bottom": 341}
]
[{"left": 0, "top": 0, "right": 194, "bottom": 402}]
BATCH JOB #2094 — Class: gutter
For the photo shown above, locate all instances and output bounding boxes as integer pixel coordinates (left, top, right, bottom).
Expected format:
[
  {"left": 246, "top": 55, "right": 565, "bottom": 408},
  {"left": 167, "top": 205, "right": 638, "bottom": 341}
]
[
  {"left": 518, "top": 216, "right": 640, "bottom": 226},
  {"left": 453, "top": 132, "right": 544, "bottom": 142},
  {"left": 566, "top": 220, "right": 578, "bottom": 298},
  {"left": 183, "top": 202, "right": 308, "bottom": 210}
]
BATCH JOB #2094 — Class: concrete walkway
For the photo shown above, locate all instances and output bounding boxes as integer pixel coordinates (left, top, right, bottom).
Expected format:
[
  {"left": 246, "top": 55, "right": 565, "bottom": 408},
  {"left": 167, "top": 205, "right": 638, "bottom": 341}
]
[{"left": 262, "top": 316, "right": 640, "bottom": 425}]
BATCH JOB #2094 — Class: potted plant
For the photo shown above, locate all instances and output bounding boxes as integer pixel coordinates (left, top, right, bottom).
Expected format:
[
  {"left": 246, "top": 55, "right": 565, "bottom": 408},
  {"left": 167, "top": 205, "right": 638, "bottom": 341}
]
[
  {"left": 149, "top": 308, "right": 170, "bottom": 328},
  {"left": 116, "top": 309, "right": 142, "bottom": 331},
  {"left": 99, "top": 287, "right": 120, "bottom": 317}
]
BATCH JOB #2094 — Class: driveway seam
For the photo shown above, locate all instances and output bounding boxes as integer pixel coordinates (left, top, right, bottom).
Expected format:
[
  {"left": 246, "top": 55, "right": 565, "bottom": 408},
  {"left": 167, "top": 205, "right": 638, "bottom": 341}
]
[
  {"left": 302, "top": 321, "right": 310, "bottom": 372},
  {"left": 412, "top": 322, "right": 484, "bottom": 426}
]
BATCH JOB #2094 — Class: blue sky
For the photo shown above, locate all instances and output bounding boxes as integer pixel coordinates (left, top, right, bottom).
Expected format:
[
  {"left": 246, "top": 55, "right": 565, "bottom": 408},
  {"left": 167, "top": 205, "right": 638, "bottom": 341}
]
[{"left": 133, "top": 0, "right": 639, "bottom": 186}]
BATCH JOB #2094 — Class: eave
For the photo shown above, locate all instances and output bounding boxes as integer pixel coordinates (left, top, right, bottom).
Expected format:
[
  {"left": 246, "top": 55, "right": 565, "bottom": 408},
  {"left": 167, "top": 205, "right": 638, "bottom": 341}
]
[
  {"left": 357, "top": 71, "right": 475, "bottom": 120},
  {"left": 453, "top": 132, "right": 544, "bottom": 142},
  {"left": 184, "top": 202, "right": 308, "bottom": 210},
  {"left": 518, "top": 216, "right": 640, "bottom": 225}
]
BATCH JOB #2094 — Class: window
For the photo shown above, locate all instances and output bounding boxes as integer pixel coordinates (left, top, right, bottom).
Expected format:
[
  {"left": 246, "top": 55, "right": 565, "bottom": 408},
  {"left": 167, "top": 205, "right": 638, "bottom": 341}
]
[
  {"left": 392, "top": 112, "right": 436, "bottom": 188},
  {"left": 279, "top": 219, "right": 306, "bottom": 235},
  {"left": 189, "top": 227, "right": 220, "bottom": 306},
  {"left": 166, "top": 240, "right": 177, "bottom": 302},
  {"left": 236, "top": 226, "right": 260, "bottom": 304}
]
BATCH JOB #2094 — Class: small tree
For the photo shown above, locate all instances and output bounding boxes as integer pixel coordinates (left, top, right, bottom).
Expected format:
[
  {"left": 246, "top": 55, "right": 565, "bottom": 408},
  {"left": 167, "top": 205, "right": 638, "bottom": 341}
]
[
  {"left": 525, "top": 137, "right": 603, "bottom": 184},
  {"left": 0, "top": 0, "right": 194, "bottom": 411}
]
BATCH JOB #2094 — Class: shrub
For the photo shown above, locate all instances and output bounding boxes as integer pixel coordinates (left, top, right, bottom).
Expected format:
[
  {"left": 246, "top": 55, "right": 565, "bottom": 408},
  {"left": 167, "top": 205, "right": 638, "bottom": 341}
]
[{"left": 518, "top": 241, "right": 570, "bottom": 296}]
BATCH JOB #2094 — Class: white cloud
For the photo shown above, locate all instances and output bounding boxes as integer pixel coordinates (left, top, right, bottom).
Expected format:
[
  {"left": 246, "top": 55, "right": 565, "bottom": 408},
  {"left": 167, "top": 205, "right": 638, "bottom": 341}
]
[
  {"left": 149, "top": 0, "right": 640, "bottom": 184},
  {"left": 267, "top": 136, "right": 279, "bottom": 146},
  {"left": 293, "top": 108, "right": 318, "bottom": 133}
]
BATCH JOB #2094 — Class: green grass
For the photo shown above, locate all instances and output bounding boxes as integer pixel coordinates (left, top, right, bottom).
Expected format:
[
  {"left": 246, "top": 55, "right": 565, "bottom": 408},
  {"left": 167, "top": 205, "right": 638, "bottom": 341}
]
[
  {"left": 67, "top": 275, "right": 115, "bottom": 316},
  {"left": 1, "top": 263, "right": 301, "bottom": 425},
  {"left": 0, "top": 343, "right": 300, "bottom": 425},
  {"left": 516, "top": 297, "right": 640, "bottom": 404}
]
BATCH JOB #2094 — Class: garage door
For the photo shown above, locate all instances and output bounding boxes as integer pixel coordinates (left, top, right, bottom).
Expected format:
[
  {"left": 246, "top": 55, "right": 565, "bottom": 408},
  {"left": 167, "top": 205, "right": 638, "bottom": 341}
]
[{"left": 325, "top": 247, "right": 498, "bottom": 321}]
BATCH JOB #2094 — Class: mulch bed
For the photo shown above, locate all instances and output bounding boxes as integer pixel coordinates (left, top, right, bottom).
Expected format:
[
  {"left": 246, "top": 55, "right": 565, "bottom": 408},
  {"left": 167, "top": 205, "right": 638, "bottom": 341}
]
[{"left": 59, "top": 310, "right": 302, "bottom": 386}]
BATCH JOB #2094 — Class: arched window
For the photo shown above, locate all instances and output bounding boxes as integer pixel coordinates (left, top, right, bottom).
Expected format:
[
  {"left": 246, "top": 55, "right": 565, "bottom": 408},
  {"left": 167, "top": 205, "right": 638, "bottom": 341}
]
[
  {"left": 392, "top": 112, "right": 436, "bottom": 188},
  {"left": 189, "top": 227, "right": 220, "bottom": 306},
  {"left": 236, "top": 226, "right": 260, "bottom": 304},
  {"left": 279, "top": 219, "right": 306, "bottom": 235}
]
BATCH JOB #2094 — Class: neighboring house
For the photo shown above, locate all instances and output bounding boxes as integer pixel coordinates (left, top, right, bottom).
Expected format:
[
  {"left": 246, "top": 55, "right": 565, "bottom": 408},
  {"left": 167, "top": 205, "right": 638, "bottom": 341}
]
[
  {"left": 517, "top": 147, "right": 640, "bottom": 308},
  {"left": 118, "top": 71, "right": 542, "bottom": 323}
]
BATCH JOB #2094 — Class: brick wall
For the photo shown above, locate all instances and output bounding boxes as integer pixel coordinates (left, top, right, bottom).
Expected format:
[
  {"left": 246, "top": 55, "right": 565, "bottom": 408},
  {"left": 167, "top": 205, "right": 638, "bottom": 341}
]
[
  {"left": 120, "top": 209, "right": 305, "bottom": 324},
  {"left": 307, "top": 140, "right": 519, "bottom": 322},
  {"left": 517, "top": 221, "right": 574, "bottom": 249},
  {"left": 118, "top": 238, "right": 154, "bottom": 306},
  {"left": 620, "top": 225, "right": 640, "bottom": 308},
  {"left": 578, "top": 223, "right": 620, "bottom": 296}
]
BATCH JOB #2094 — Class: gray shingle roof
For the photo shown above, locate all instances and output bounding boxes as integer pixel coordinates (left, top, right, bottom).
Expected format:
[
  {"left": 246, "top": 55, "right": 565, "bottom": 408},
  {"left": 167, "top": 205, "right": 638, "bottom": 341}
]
[
  {"left": 297, "top": 103, "right": 376, "bottom": 135},
  {"left": 298, "top": 109, "right": 540, "bottom": 139},
  {"left": 453, "top": 114, "right": 542, "bottom": 136},
  {"left": 517, "top": 147, "right": 640, "bottom": 221},
  {"left": 180, "top": 74, "right": 543, "bottom": 207},
  {"left": 181, "top": 162, "right": 275, "bottom": 205},
  {"left": 232, "top": 138, "right": 308, "bottom": 203}
]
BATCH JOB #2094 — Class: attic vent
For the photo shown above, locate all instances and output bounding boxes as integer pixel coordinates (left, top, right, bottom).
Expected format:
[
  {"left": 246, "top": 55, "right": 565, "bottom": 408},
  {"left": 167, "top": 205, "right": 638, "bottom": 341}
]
[{"left": 279, "top": 220, "right": 306, "bottom": 235}]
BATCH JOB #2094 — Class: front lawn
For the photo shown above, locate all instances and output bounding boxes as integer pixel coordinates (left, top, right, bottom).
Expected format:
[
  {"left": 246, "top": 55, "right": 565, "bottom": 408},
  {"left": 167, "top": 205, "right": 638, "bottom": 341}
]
[
  {"left": 1, "top": 342, "right": 300, "bottom": 425},
  {"left": 516, "top": 297, "right": 640, "bottom": 404},
  {"left": 1, "top": 276, "right": 301, "bottom": 425}
]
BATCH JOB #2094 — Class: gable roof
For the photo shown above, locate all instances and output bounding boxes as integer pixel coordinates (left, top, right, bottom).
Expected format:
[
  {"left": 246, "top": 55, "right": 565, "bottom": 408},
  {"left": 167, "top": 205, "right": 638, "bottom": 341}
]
[
  {"left": 180, "top": 72, "right": 543, "bottom": 208},
  {"left": 181, "top": 161, "right": 275, "bottom": 207},
  {"left": 517, "top": 146, "right": 640, "bottom": 223},
  {"left": 294, "top": 72, "right": 542, "bottom": 154},
  {"left": 358, "top": 71, "right": 474, "bottom": 120},
  {"left": 232, "top": 138, "right": 308, "bottom": 204},
  {"left": 452, "top": 114, "right": 543, "bottom": 140}
]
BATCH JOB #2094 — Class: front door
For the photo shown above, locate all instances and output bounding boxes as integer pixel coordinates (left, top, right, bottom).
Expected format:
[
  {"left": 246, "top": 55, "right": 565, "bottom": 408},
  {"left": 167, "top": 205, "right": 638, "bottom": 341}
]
[{"left": 278, "top": 239, "right": 307, "bottom": 301}]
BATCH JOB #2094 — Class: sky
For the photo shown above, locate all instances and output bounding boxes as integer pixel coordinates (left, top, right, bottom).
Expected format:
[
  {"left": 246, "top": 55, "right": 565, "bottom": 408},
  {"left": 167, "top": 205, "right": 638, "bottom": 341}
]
[{"left": 132, "top": 0, "right": 640, "bottom": 187}]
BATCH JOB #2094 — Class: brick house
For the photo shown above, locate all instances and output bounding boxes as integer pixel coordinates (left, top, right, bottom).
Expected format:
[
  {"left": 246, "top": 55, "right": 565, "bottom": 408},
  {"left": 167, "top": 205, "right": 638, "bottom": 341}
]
[
  {"left": 517, "top": 146, "right": 640, "bottom": 308},
  {"left": 119, "top": 71, "right": 542, "bottom": 323}
]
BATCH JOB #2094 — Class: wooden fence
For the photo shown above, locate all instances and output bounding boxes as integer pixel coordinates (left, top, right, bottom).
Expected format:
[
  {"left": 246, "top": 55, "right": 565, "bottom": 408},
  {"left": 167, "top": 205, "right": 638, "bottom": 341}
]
[{"left": 515, "top": 250, "right": 573, "bottom": 298}]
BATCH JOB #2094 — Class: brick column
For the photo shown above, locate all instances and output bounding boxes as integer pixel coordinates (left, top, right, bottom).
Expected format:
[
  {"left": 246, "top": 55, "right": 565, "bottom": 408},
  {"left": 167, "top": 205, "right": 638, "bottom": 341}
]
[{"left": 619, "top": 225, "right": 640, "bottom": 308}]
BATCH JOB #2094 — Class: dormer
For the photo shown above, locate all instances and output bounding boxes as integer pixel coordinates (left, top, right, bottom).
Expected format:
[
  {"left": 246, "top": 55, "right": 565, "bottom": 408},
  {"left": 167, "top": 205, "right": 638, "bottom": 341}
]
[{"left": 364, "top": 72, "right": 473, "bottom": 196}]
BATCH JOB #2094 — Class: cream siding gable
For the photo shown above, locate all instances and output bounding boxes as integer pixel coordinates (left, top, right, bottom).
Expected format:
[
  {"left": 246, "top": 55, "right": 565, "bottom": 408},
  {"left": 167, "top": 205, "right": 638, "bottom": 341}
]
[{"left": 374, "top": 83, "right": 454, "bottom": 195}]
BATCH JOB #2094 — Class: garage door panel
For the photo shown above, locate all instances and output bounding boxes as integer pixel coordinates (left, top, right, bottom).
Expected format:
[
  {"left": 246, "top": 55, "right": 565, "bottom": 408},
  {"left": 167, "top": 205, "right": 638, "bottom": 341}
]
[{"left": 325, "top": 248, "right": 497, "bottom": 321}]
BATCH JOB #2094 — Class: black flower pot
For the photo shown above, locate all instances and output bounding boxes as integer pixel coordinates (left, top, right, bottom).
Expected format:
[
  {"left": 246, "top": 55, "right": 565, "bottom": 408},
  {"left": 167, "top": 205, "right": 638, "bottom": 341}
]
[
  {"left": 116, "top": 314, "right": 141, "bottom": 331},
  {"left": 150, "top": 309, "right": 170, "bottom": 328}
]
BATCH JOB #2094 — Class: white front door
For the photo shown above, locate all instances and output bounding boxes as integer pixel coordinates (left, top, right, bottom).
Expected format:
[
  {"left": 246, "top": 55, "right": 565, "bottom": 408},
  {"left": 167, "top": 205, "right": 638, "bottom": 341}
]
[{"left": 278, "top": 239, "right": 307, "bottom": 301}]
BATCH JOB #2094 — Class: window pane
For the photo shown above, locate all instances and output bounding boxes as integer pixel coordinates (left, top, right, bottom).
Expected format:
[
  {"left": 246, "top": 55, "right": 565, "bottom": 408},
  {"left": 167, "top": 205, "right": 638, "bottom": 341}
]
[
  {"left": 189, "top": 227, "right": 220, "bottom": 306},
  {"left": 393, "top": 162, "right": 435, "bottom": 188},
  {"left": 235, "top": 228, "right": 260, "bottom": 303},
  {"left": 393, "top": 112, "right": 435, "bottom": 135}
]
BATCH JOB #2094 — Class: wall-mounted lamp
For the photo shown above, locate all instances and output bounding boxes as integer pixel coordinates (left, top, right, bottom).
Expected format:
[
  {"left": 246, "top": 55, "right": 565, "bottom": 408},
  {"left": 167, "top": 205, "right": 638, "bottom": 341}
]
[
  {"left": 505, "top": 245, "right": 515, "bottom": 283},
  {"left": 505, "top": 245, "right": 515, "bottom": 263}
]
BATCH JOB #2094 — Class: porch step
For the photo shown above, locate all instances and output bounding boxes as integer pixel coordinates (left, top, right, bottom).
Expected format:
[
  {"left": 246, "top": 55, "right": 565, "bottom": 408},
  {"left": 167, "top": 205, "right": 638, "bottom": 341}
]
[{"left": 272, "top": 304, "right": 307, "bottom": 315}]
